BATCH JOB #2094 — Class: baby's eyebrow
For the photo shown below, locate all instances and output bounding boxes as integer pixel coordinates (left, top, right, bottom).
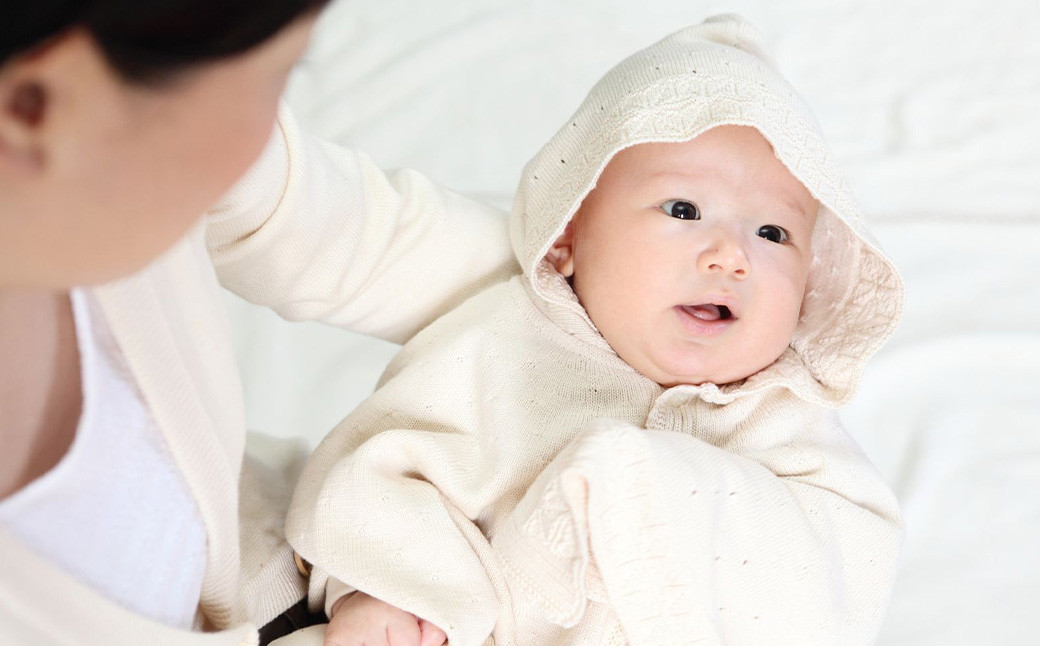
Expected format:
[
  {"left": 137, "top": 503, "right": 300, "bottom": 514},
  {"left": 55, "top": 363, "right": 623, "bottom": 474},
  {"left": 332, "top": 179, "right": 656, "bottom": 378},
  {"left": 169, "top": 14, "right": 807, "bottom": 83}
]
[
  {"left": 648, "top": 172, "right": 814, "bottom": 216},
  {"left": 787, "top": 196, "right": 823, "bottom": 222},
  {"left": 780, "top": 197, "right": 812, "bottom": 219},
  {"left": 646, "top": 169, "right": 708, "bottom": 183}
]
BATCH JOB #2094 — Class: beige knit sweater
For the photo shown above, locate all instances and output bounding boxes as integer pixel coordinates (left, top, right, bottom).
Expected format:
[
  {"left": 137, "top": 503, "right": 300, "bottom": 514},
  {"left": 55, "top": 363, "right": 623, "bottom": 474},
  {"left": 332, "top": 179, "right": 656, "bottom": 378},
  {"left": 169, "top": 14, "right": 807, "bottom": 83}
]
[
  {"left": 285, "top": 15, "right": 905, "bottom": 646},
  {"left": 0, "top": 104, "right": 516, "bottom": 644}
]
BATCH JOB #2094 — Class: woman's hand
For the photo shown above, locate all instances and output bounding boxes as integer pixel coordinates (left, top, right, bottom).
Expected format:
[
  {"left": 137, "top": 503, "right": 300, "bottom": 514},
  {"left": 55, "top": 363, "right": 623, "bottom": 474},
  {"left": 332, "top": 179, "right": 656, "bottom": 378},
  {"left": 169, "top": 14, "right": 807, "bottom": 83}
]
[{"left": 325, "top": 591, "right": 447, "bottom": 646}]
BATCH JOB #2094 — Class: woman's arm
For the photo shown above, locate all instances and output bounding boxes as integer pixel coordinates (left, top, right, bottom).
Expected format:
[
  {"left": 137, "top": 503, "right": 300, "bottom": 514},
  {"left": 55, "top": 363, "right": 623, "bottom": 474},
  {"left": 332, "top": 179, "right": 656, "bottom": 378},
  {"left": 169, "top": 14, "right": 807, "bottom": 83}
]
[{"left": 206, "top": 104, "right": 518, "bottom": 344}]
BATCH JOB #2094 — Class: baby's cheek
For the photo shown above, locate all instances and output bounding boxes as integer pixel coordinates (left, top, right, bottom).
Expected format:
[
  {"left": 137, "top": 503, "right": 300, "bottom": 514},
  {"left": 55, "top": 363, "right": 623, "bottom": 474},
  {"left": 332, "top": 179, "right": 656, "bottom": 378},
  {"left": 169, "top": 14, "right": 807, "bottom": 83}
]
[{"left": 764, "top": 281, "right": 805, "bottom": 350}]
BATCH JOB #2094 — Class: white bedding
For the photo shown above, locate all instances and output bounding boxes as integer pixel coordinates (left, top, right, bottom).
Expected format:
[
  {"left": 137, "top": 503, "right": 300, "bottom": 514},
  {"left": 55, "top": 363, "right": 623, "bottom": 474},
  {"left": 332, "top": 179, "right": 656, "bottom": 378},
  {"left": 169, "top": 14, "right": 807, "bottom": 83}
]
[
  {"left": 842, "top": 220, "right": 1040, "bottom": 644},
  {"left": 226, "top": 1, "right": 1040, "bottom": 643}
]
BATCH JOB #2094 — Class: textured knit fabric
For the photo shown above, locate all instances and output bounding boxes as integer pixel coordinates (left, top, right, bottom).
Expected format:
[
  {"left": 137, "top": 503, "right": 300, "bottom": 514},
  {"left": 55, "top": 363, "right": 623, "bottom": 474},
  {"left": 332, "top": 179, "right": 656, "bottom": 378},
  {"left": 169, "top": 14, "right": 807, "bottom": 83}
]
[
  {"left": 285, "top": 14, "right": 904, "bottom": 646},
  {"left": 0, "top": 289, "right": 207, "bottom": 629},
  {"left": 0, "top": 104, "right": 516, "bottom": 644}
]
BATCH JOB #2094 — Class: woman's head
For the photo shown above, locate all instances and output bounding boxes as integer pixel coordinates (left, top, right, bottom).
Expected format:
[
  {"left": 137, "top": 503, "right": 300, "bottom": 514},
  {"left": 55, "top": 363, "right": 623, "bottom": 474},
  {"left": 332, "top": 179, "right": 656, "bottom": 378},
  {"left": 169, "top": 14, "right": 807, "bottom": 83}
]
[{"left": 0, "top": 0, "right": 328, "bottom": 289}]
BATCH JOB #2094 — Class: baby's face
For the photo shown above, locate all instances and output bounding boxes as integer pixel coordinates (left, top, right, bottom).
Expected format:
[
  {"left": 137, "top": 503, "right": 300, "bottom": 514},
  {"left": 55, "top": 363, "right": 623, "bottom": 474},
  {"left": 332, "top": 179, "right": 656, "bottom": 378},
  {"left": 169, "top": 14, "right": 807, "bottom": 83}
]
[{"left": 550, "top": 125, "right": 818, "bottom": 386}]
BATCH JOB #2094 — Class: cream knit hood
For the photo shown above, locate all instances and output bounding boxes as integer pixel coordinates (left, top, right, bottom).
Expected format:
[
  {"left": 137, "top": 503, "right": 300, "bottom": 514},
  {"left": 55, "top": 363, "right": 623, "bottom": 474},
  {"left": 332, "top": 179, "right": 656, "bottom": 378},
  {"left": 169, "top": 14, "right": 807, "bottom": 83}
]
[{"left": 511, "top": 14, "right": 903, "bottom": 408}]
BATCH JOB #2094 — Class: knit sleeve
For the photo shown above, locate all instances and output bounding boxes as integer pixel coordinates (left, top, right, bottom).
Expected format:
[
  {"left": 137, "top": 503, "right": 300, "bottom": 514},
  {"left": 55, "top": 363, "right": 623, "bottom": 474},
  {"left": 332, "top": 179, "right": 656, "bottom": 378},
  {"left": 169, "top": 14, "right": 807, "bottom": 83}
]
[
  {"left": 205, "top": 103, "right": 518, "bottom": 344},
  {"left": 285, "top": 424, "right": 509, "bottom": 646},
  {"left": 494, "top": 407, "right": 902, "bottom": 646}
]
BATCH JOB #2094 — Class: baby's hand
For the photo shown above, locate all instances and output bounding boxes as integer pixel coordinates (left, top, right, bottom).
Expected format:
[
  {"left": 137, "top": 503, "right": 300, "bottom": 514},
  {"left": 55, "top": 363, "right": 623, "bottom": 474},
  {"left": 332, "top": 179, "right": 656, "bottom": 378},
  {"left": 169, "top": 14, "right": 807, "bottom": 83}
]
[{"left": 325, "top": 591, "right": 447, "bottom": 646}]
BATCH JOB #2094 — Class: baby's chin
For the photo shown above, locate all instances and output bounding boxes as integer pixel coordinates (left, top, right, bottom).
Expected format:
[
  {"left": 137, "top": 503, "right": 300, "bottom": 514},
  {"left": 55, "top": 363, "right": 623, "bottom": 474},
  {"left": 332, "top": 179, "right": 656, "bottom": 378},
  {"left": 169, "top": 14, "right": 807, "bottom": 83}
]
[
  {"left": 642, "top": 353, "right": 776, "bottom": 389},
  {"left": 607, "top": 330, "right": 789, "bottom": 389},
  {"left": 630, "top": 360, "right": 727, "bottom": 389},
  {"left": 653, "top": 372, "right": 746, "bottom": 389}
]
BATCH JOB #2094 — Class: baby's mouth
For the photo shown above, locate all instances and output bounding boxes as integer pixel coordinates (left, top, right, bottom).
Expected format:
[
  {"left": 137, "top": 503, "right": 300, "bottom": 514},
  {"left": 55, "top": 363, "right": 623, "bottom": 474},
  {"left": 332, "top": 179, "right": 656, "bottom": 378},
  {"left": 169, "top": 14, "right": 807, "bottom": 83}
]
[{"left": 681, "top": 304, "right": 734, "bottom": 322}]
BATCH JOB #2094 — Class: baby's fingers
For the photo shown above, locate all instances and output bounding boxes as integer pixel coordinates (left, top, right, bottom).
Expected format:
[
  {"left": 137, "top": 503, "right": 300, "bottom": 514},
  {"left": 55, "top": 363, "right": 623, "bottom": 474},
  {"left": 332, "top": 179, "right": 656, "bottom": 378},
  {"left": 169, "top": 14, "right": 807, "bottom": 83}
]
[
  {"left": 385, "top": 612, "right": 423, "bottom": 646},
  {"left": 323, "top": 612, "right": 358, "bottom": 646},
  {"left": 417, "top": 618, "right": 447, "bottom": 646}
]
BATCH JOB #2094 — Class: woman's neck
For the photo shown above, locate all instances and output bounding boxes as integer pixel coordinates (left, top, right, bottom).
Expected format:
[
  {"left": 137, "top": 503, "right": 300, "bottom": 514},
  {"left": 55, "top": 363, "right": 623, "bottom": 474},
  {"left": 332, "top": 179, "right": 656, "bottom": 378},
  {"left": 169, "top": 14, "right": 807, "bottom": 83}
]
[{"left": 0, "top": 288, "right": 81, "bottom": 500}]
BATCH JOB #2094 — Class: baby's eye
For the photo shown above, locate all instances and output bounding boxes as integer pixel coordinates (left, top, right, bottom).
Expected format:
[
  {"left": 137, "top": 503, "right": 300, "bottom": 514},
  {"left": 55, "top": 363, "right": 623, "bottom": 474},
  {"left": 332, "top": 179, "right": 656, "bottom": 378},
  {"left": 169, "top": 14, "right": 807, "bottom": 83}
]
[
  {"left": 756, "top": 224, "right": 789, "bottom": 244},
  {"left": 661, "top": 200, "right": 700, "bottom": 220}
]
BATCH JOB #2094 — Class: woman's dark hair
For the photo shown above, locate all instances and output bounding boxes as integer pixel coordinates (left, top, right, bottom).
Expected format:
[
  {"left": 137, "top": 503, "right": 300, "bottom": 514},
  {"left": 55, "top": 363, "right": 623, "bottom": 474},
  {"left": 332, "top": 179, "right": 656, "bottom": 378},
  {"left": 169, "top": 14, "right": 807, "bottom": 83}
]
[{"left": 2, "top": 0, "right": 330, "bottom": 83}]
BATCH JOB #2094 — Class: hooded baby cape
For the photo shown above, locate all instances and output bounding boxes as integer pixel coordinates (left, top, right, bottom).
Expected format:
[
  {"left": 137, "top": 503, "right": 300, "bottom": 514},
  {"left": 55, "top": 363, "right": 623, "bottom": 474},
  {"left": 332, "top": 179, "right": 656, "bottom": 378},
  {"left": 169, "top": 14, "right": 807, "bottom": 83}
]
[{"left": 285, "top": 14, "right": 904, "bottom": 646}]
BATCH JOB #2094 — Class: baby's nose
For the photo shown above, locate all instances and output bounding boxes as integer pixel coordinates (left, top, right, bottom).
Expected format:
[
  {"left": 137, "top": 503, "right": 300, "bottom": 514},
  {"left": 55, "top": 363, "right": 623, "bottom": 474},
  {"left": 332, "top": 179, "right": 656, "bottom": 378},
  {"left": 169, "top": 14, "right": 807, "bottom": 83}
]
[{"left": 697, "top": 233, "right": 749, "bottom": 278}]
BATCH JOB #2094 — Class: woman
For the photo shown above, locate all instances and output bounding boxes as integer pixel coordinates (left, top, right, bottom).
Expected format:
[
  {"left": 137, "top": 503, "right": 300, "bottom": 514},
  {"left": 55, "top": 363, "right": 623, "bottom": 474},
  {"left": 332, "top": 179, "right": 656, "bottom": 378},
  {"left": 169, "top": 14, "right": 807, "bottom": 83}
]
[{"left": 0, "top": 2, "right": 515, "bottom": 644}]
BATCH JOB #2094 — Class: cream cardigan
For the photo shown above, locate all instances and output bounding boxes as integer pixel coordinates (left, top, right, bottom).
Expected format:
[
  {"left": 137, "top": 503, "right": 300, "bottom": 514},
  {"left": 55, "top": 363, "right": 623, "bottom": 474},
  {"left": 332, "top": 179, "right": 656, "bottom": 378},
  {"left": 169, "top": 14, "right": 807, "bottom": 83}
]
[
  {"left": 285, "top": 15, "right": 905, "bottom": 646},
  {"left": 288, "top": 278, "right": 904, "bottom": 645},
  {"left": 0, "top": 104, "right": 516, "bottom": 644}
]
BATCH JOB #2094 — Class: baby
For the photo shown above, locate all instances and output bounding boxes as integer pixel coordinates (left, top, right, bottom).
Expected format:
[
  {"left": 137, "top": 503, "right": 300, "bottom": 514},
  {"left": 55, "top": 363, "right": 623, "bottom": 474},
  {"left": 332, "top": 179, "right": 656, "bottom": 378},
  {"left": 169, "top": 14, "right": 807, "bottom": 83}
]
[{"left": 286, "top": 14, "right": 904, "bottom": 646}]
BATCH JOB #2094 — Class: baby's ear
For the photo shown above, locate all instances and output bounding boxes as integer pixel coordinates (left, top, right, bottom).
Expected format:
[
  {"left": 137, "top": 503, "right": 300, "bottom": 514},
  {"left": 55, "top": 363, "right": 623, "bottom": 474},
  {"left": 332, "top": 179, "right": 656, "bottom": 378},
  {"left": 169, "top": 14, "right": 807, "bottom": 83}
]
[{"left": 545, "top": 221, "right": 577, "bottom": 277}]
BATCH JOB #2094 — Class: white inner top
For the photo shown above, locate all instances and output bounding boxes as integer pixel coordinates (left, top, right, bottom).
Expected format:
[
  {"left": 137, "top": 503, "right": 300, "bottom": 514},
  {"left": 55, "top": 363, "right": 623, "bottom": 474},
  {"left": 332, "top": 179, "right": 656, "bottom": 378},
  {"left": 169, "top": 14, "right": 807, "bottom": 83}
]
[{"left": 0, "top": 289, "right": 207, "bottom": 629}]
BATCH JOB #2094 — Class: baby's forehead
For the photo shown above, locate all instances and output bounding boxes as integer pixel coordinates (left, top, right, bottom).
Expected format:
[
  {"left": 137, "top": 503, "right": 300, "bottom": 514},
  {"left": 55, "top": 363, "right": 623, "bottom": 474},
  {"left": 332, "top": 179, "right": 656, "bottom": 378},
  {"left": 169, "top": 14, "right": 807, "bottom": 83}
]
[
  {"left": 609, "top": 126, "right": 776, "bottom": 169},
  {"left": 595, "top": 130, "right": 819, "bottom": 217}
]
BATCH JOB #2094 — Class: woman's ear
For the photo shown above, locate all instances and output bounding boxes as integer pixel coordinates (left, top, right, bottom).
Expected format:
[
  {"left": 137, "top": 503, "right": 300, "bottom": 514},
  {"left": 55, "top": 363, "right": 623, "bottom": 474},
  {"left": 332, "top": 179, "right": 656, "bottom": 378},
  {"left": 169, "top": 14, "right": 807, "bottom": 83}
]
[
  {"left": 0, "top": 31, "right": 65, "bottom": 176},
  {"left": 0, "top": 29, "right": 118, "bottom": 178},
  {"left": 0, "top": 75, "right": 49, "bottom": 173},
  {"left": 546, "top": 220, "right": 578, "bottom": 277}
]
